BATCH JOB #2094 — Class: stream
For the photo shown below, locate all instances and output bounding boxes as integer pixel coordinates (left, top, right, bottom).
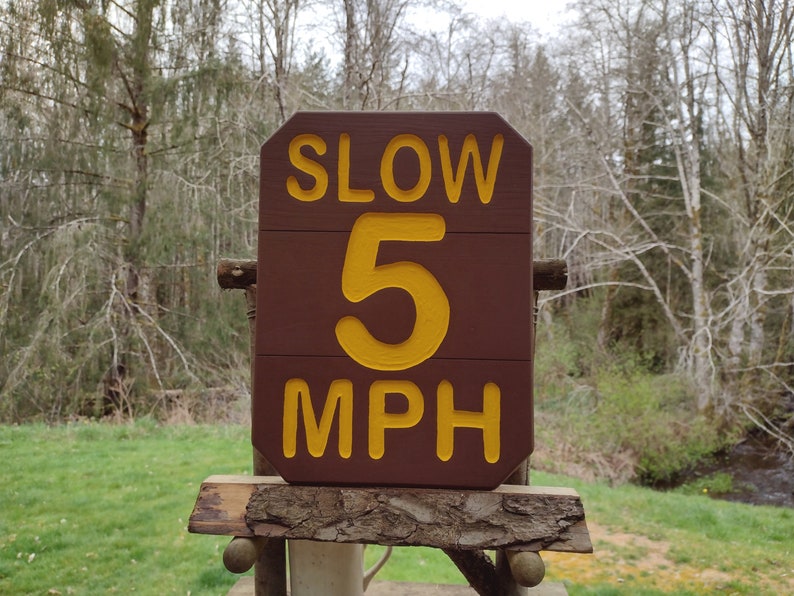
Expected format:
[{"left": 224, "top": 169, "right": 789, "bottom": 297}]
[{"left": 681, "top": 432, "right": 794, "bottom": 508}]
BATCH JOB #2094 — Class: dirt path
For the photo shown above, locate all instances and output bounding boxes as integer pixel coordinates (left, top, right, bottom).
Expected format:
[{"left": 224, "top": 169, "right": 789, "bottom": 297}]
[{"left": 542, "top": 522, "right": 793, "bottom": 594}]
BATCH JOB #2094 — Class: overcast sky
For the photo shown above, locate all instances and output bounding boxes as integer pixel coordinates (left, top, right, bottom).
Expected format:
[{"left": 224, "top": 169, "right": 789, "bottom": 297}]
[
  {"left": 460, "top": 0, "right": 571, "bottom": 36},
  {"left": 301, "top": 1, "right": 572, "bottom": 65}
]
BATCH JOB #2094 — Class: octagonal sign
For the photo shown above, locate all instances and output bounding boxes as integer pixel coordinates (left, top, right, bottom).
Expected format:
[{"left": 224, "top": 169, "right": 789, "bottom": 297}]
[{"left": 254, "top": 111, "right": 533, "bottom": 489}]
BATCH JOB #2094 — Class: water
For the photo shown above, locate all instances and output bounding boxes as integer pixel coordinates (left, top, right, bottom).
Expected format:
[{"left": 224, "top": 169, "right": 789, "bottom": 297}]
[{"left": 685, "top": 433, "right": 794, "bottom": 508}]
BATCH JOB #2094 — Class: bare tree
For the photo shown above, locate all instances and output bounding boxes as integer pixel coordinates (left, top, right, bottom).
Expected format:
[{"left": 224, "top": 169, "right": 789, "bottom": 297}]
[
  {"left": 713, "top": 0, "right": 794, "bottom": 409},
  {"left": 545, "top": 0, "right": 720, "bottom": 404},
  {"left": 0, "top": 0, "right": 251, "bottom": 419},
  {"left": 546, "top": 0, "right": 793, "bottom": 427},
  {"left": 338, "top": 0, "right": 411, "bottom": 109},
  {"left": 410, "top": 6, "right": 520, "bottom": 112},
  {"left": 238, "top": 0, "right": 303, "bottom": 120}
]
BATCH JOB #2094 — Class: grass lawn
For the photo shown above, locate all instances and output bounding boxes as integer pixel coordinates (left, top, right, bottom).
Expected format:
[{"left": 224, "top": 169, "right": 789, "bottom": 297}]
[
  {"left": 1, "top": 421, "right": 253, "bottom": 595},
  {"left": 1, "top": 421, "right": 792, "bottom": 595}
]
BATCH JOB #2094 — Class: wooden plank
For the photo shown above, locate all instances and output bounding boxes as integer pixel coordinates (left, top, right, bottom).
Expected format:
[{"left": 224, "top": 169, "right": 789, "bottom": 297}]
[
  {"left": 258, "top": 112, "right": 533, "bottom": 234},
  {"left": 251, "top": 357, "right": 533, "bottom": 489},
  {"left": 256, "top": 231, "right": 533, "bottom": 360},
  {"left": 188, "top": 476, "right": 256, "bottom": 536},
  {"left": 189, "top": 476, "right": 591, "bottom": 554}
]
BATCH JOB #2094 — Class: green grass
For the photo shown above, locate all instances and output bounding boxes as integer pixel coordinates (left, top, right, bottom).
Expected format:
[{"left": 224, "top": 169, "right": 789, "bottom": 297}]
[
  {"left": 2, "top": 422, "right": 793, "bottom": 595},
  {"left": 533, "top": 471, "right": 794, "bottom": 595},
  {"left": 1, "top": 421, "right": 253, "bottom": 595},
  {"left": 364, "top": 545, "right": 464, "bottom": 584}
]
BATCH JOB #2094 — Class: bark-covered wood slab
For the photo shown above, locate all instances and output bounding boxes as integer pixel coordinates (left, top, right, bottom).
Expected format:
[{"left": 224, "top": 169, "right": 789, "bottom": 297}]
[{"left": 189, "top": 475, "right": 591, "bottom": 553}]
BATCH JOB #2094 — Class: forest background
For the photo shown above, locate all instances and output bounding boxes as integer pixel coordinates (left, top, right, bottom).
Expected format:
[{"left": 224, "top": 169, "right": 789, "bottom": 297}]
[{"left": 1, "top": 0, "right": 792, "bottom": 486}]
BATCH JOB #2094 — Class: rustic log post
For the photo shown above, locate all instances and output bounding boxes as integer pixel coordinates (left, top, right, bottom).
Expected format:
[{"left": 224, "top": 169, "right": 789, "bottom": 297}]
[
  {"left": 245, "top": 286, "right": 288, "bottom": 596},
  {"left": 216, "top": 263, "right": 288, "bottom": 596},
  {"left": 494, "top": 260, "right": 567, "bottom": 594},
  {"left": 442, "top": 549, "right": 502, "bottom": 596}
]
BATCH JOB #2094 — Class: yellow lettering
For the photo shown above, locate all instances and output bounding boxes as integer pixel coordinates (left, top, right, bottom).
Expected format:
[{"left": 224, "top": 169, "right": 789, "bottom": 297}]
[
  {"left": 380, "top": 134, "right": 432, "bottom": 202},
  {"left": 438, "top": 134, "right": 504, "bottom": 204},
  {"left": 283, "top": 378, "right": 353, "bottom": 459},
  {"left": 436, "top": 381, "right": 500, "bottom": 463},
  {"left": 335, "top": 213, "right": 450, "bottom": 371},
  {"left": 368, "top": 380, "right": 425, "bottom": 459},
  {"left": 339, "top": 133, "right": 375, "bottom": 202},
  {"left": 286, "top": 134, "right": 328, "bottom": 202}
]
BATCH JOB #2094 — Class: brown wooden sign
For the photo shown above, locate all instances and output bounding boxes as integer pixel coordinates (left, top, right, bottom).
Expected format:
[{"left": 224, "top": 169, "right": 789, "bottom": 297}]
[{"left": 254, "top": 112, "right": 533, "bottom": 489}]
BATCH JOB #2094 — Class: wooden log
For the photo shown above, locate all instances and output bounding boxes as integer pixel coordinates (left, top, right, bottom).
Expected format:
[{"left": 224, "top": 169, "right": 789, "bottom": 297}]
[
  {"left": 243, "top": 286, "right": 287, "bottom": 596},
  {"left": 441, "top": 549, "right": 501, "bottom": 596},
  {"left": 505, "top": 551, "right": 545, "bottom": 587},
  {"left": 218, "top": 259, "right": 258, "bottom": 288},
  {"left": 224, "top": 536, "right": 265, "bottom": 573},
  {"left": 531, "top": 259, "right": 568, "bottom": 291},
  {"left": 189, "top": 476, "right": 592, "bottom": 554},
  {"left": 217, "top": 258, "right": 567, "bottom": 292}
]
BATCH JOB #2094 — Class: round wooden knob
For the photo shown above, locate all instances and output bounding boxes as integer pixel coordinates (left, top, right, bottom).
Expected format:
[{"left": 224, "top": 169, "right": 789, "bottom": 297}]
[
  {"left": 223, "top": 537, "right": 262, "bottom": 574},
  {"left": 506, "top": 550, "right": 545, "bottom": 587}
]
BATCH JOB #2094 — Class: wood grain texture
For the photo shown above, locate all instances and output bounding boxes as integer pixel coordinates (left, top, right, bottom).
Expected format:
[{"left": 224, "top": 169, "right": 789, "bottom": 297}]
[
  {"left": 188, "top": 475, "right": 592, "bottom": 554},
  {"left": 251, "top": 356, "right": 533, "bottom": 489},
  {"left": 217, "top": 258, "right": 566, "bottom": 291},
  {"left": 258, "top": 112, "right": 533, "bottom": 234}
]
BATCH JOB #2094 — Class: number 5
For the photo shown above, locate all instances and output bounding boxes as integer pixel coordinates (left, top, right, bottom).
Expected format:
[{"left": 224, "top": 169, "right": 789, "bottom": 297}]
[{"left": 336, "top": 212, "right": 450, "bottom": 371}]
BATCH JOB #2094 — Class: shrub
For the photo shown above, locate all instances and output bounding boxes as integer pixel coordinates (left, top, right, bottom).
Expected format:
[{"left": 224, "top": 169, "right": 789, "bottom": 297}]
[
  {"left": 534, "top": 345, "right": 725, "bottom": 485},
  {"left": 592, "top": 367, "right": 723, "bottom": 485}
]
